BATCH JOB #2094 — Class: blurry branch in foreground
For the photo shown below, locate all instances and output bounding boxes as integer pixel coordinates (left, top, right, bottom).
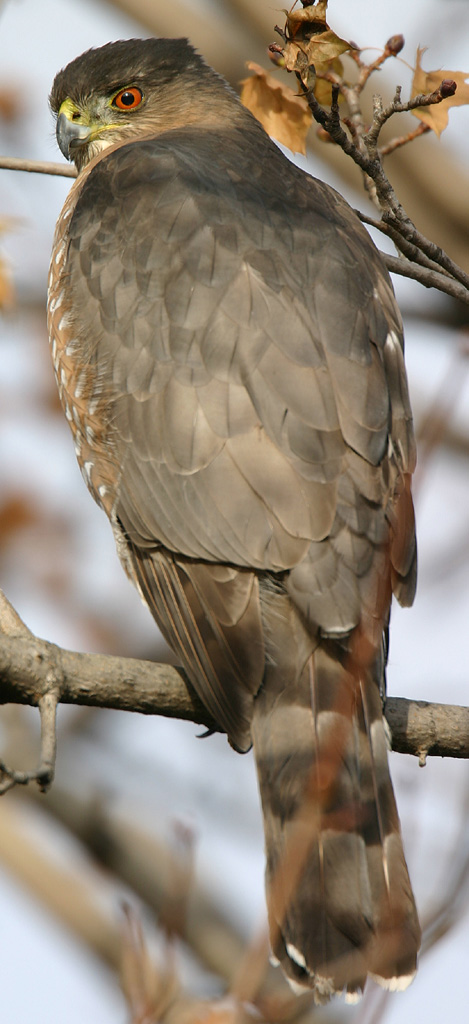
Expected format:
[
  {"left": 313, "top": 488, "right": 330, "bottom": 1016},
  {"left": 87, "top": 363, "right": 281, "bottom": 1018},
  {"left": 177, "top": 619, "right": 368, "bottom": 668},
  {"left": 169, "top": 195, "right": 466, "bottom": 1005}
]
[
  {"left": 1, "top": 588, "right": 469, "bottom": 795},
  {"left": 0, "top": 787, "right": 333, "bottom": 1023}
]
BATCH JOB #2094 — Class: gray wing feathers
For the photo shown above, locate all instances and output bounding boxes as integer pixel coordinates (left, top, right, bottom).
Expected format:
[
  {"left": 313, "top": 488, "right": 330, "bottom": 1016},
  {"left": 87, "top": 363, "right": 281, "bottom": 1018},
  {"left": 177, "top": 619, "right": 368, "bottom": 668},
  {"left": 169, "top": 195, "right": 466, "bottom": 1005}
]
[
  {"left": 129, "top": 544, "right": 264, "bottom": 750},
  {"left": 61, "top": 124, "right": 419, "bottom": 995},
  {"left": 67, "top": 134, "right": 414, "bottom": 590}
]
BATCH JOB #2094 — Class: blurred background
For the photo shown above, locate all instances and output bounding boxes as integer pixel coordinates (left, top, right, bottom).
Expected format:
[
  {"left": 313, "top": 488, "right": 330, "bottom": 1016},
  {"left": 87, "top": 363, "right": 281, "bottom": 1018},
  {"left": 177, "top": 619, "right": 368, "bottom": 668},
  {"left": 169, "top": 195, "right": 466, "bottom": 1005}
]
[{"left": 1, "top": 1, "right": 469, "bottom": 1021}]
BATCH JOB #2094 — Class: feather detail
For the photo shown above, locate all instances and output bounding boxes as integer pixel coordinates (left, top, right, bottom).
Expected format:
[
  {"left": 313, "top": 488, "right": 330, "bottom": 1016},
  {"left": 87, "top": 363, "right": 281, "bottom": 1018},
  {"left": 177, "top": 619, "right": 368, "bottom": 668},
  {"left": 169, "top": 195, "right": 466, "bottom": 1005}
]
[
  {"left": 251, "top": 629, "right": 420, "bottom": 1002},
  {"left": 128, "top": 542, "right": 264, "bottom": 751}
]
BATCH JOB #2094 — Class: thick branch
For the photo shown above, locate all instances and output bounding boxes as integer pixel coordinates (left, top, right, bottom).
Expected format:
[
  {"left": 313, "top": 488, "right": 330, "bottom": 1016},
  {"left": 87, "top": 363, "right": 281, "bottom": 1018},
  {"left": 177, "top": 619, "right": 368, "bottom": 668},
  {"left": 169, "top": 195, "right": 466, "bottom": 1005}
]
[
  {"left": 385, "top": 697, "right": 469, "bottom": 764},
  {"left": 1, "top": 632, "right": 468, "bottom": 762},
  {"left": 0, "top": 634, "right": 210, "bottom": 726}
]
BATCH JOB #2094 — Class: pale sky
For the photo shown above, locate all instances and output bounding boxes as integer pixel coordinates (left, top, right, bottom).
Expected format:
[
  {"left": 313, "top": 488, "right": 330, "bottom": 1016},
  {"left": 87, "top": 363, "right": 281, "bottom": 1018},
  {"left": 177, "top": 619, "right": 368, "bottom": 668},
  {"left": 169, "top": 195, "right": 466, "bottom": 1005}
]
[{"left": 1, "top": 3, "right": 468, "bottom": 1022}]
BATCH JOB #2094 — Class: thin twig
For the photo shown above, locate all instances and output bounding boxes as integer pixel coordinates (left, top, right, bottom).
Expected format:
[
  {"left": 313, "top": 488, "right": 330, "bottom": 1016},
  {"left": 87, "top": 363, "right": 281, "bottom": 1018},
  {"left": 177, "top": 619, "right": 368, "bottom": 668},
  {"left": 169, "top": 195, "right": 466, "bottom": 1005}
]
[
  {"left": 379, "top": 121, "right": 431, "bottom": 157},
  {"left": 382, "top": 209, "right": 469, "bottom": 290},
  {"left": 0, "top": 154, "right": 76, "bottom": 177},
  {"left": 364, "top": 82, "right": 456, "bottom": 153},
  {"left": 0, "top": 694, "right": 57, "bottom": 793},
  {"left": 0, "top": 590, "right": 60, "bottom": 790},
  {"left": 295, "top": 67, "right": 469, "bottom": 302},
  {"left": 379, "top": 253, "right": 469, "bottom": 304},
  {"left": 37, "top": 690, "right": 59, "bottom": 788},
  {"left": 0, "top": 587, "right": 34, "bottom": 638},
  {"left": 357, "top": 210, "right": 453, "bottom": 277},
  {"left": 352, "top": 36, "right": 405, "bottom": 92},
  {"left": 297, "top": 77, "right": 373, "bottom": 171}
]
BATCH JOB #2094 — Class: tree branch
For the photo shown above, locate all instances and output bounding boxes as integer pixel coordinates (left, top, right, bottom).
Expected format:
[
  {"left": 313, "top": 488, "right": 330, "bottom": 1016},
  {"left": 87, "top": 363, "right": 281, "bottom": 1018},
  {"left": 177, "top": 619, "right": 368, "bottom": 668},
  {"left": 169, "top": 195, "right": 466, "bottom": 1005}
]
[
  {"left": 363, "top": 82, "right": 457, "bottom": 152},
  {"left": 377, "top": 252, "right": 469, "bottom": 303},
  {"left": 0, "top": 631, "right": 209, "bottom": 720},
  {"left": 290, "top": 56, "right": 469, "bottom": 305},
  {"left": 0, "top": 587, "right": 210, "bottom": 793},
  {"left": 1, "top": 626, "right": 469, "bottom": 765},
  {"left": 356, "top": 209, "right": 453, "bottom": 276},
  {"left": 0, "top": 154, "right": 76, "bottom": 177},
  {"left": 378, "top": 121, "right": 431, "bottom": 158}
]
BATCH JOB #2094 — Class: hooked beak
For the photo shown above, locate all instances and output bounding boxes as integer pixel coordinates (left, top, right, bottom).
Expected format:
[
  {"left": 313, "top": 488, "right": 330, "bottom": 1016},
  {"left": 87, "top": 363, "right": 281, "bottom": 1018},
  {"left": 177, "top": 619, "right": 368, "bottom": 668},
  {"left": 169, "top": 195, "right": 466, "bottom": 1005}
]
[{"left": 56, "top": 111, "right": 91, "bottom": 161}]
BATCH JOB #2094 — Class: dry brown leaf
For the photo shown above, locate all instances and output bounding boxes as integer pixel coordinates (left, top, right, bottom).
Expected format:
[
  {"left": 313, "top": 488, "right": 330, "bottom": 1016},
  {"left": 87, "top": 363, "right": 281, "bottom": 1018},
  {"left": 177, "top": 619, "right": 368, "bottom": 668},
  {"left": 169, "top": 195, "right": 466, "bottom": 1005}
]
[
  {"left": 283, "top": 29, "right": 351, "bottom": 74},
  {"left": 240, "top": 62, "right": 311, "bottom": 154},
  {"left": 286, "top": 0, "right": 329, "bottom": 29},
  {"left": 0, "top": 217, "right": 17, "bottom": 310},
  {"left": 0, "top": 253, "right": 14, "bottom": 310},
  {"left": 411, "top": 47, "right": 469, "bottom": 136},
  {"left": 282, "top": 0, "right": 352, "bottom": 74},
  {"left": 314, "top": 57, "right": 344, "bottom": 106}
]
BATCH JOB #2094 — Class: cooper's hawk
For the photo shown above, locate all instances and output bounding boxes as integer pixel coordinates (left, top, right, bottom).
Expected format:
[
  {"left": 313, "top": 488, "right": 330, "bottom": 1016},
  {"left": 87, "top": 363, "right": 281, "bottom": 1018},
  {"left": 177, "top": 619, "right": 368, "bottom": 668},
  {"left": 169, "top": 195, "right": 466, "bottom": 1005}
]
[{"left": 48, "top": 38, "right": 420, "bottom": 1001}]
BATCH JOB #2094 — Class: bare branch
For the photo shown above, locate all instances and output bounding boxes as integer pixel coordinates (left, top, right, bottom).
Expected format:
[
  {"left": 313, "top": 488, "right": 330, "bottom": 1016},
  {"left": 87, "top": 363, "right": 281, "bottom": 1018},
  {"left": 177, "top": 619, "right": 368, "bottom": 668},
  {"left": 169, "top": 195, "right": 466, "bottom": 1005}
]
[
  {"left": 382, "top": 208, "right": 469, "bottom": 291},
  {"left": 0, "top": 590, "right": 60, "bottom": 792},
  {"left": 0, "top": 587, "right": 34, "bottom": 637},
  {"left": 16, "top": 774, "right": 301, "bottom": 1012},
  {"left": 349, "top": 36, "right": 405, "bottom": 92},
  {"left": 356, "top": 210, "right": 452, "bottom": 276},
  {"left": 379, "top": 121, "right": 431, "bottom": 158},
  {"left": 271, "top": 2, "right": 463, "bottom": 293},
  {"left": 1, "top": 624, "right": 469, "bottom": 763},
  {"left": 364, "top": 82, "right": 456, "bottom": 153},
  {"left": 0, "top": 154, "right": 76, "bottom": 177},
  {"left": 294, "top": 72, "right": 469, "bottom": 305},
  {"left": 378, "top": 252, "right": 469, "bottom": 303},
  {"left": 0, "top": 692, "right": 58, "bottom": 794},
  {"left": 0, "top": 632, "right": 210, "bottom": 724},
  {"left": 0, "top": 797, "right": 123, "bottom": 967},
  {"left": 385, "top": 697, "right": 469, "bottom": 765}
]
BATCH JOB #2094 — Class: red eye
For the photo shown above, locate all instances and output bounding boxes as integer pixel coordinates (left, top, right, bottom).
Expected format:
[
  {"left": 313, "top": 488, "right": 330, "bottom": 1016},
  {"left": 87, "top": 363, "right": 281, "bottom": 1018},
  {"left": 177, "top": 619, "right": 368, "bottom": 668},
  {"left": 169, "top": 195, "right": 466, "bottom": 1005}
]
[{"left": 112, "top": 87, "right": 143, "bottom": 110}]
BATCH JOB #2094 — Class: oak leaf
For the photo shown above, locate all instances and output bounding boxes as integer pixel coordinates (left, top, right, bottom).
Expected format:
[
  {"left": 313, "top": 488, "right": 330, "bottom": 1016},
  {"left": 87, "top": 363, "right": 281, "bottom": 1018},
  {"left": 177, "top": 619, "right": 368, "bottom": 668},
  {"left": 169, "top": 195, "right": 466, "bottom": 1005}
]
[
  {"left": 282, "top": 0, "right": 352, "bottom": 75},
  {"left": 411, "top": 47, "right": 469, "bottom": 136},
  {"left": 286, "top": 0, "right": 329, "bottom": 29},
  {"left": 283, "top": 29, "right": 351, "bottom": 74},
  {"left": 240, "top": 62, "right": 311, "bottom": 155},
  {"left": 314, "top": 57, "right": 345, "bottom": 107}
]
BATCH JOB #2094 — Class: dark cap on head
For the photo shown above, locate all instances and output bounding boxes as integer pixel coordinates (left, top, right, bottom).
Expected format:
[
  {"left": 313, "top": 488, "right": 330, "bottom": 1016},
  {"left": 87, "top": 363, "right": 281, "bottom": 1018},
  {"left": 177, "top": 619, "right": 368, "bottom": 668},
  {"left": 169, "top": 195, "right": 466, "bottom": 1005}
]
[{"left": 50, "top": 37, "right": 211, "bottom": 111}]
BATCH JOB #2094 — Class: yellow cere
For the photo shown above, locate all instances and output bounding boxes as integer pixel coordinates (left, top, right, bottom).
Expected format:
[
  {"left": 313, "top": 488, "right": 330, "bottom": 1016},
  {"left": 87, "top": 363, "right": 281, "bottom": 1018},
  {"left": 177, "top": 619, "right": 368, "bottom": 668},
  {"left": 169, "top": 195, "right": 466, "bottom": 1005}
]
[{"left": 58, "top": 97, "right": 87, "bottom": 124}]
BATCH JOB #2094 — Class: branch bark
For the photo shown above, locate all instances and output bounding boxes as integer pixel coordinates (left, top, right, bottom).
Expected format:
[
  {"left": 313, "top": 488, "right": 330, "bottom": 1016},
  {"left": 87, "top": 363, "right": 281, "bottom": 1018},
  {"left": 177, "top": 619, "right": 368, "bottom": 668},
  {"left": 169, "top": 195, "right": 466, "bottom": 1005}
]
[
  {"left": 0, "top": 154, "right": 76, "bottom": 177},
  {"left": 375, "top": 252, "right": 469, "bottom": 304},
  {"left": 0, "top": 632, "right": 208, "bottom": 724},
  {"left": 1, "top": 628, "right": 469, "bottom": 764}
]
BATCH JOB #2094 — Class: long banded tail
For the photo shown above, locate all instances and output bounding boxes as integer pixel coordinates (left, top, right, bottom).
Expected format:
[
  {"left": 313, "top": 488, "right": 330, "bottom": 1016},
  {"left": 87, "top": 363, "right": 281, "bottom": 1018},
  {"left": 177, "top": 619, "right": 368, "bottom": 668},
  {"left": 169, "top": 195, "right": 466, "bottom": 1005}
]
[{"left": 251, "top": 641, "right": 420, "bottom": 1003}]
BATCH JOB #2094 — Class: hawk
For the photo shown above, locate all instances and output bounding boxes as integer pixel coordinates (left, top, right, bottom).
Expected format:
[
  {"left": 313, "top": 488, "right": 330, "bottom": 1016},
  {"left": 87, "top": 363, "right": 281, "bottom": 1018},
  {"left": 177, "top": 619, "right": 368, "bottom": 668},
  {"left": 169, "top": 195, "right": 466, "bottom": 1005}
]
[{"left": 48, "top": 38, "right": 420, "bottom": 1001}]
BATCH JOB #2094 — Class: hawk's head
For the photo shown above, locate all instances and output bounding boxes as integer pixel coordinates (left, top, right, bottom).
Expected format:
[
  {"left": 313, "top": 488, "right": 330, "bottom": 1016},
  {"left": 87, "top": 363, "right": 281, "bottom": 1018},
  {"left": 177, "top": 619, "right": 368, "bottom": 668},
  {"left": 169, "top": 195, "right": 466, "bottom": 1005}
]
[{"left": 50, "top": 37, "right": 236, "bottom": 172}]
